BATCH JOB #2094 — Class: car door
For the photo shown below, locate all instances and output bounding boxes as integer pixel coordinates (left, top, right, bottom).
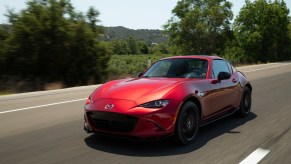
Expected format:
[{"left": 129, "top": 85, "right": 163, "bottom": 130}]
[{"left": 208, "top": 59, "right": 238, "bottom": 116}]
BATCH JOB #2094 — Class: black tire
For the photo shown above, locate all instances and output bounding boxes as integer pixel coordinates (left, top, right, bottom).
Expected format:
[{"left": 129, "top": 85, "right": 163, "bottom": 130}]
[
  {"left": 174, "top": 101, "right": 200, "bottom": 145},
  {"left": 238, "top": 87, "right": 252, "bottom": 117}
]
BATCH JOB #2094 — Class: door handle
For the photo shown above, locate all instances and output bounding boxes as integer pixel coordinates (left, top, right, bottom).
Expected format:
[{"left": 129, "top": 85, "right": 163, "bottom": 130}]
[{"left": 232, "top": 79, "right": 237, "bottom": 83}]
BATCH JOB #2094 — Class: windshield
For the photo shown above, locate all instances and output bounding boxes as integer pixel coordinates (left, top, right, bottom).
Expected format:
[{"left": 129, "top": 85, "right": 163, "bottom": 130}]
[{"left": 142, "top": 58, "right": 208, "bottom": 78}]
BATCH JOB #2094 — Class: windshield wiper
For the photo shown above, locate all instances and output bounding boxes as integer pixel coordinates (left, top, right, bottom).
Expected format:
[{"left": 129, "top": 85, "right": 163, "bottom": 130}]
[{"left": 142, "top": 75, "right": 167, "bottom": 78}]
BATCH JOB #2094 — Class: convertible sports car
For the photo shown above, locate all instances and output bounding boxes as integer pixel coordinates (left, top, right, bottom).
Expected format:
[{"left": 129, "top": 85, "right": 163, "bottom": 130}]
[{"left": 84, "top": 55, "right": 252, "bottom": 145}]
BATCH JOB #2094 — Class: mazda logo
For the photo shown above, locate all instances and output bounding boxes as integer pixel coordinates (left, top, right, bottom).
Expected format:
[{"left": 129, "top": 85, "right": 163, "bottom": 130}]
[{"left": 105, "top": 104, "right": 114, "bottom": 110}]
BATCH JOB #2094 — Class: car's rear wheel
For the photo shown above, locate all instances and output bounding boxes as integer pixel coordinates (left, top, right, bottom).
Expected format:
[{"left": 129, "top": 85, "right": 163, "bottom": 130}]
[
  {"left": 238, "top": 87, "right": 252, "bottom": 117},
  {"left": 175, "top": 101, "right": 199, "bottom": 145}
]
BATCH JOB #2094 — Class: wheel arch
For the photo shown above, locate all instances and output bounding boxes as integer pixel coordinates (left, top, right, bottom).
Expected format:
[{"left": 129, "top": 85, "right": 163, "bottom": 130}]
[
  {"left": 174, "top": 95, "right": 202, "bottom": 145},
  {"left": 245, "top": 83, "right": 252, "bottom": 93},
  {"left": 178, "top": 95, "right": 202, "bottom": 120}
]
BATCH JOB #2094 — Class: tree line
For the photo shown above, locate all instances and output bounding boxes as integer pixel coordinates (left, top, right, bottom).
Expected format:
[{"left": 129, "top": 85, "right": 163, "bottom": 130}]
[
  {"left": 0, "top": 0, "right": 111, "bottom": 91},
  {"left": 111, "top": 0, "right": 291, "bottom": 63},
  {"left": 164, "top": 0, "right": 291, "bottom": 64},
  {"left": 0, "top": 0, "right": 290, "bottom": 92},
  {"left": 110, "top": 37, "right": 170, "bottom": 55}
]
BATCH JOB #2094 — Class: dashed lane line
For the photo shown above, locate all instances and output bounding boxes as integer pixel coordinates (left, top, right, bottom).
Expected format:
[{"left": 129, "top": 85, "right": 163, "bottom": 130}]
[{"left": 239, "top": 148, "right": 270, "bottom": 164}]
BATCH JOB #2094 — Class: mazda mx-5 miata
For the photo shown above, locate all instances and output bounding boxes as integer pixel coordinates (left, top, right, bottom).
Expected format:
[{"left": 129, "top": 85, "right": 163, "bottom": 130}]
[{"left": 84, "top": 55, "right": 252, "bottom": 145}]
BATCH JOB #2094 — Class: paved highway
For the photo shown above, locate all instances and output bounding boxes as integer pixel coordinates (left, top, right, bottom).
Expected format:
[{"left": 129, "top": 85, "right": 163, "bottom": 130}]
[{"left": 0, "top": 62, "right": 291, "bottom": 164}]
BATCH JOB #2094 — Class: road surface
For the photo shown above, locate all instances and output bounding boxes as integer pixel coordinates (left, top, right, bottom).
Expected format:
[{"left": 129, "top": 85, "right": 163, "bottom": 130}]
[{"left": 0, "top": 62, "right": 291, "bottom": 164}]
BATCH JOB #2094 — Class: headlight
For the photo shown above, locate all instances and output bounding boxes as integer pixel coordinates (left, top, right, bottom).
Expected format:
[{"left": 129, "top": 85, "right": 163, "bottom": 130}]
[
  {"left": 139, "top": 100, "right": 170, "bottom": 108},
  {"left": 86, "top": 94, "right": 93, "bottom": 105}
]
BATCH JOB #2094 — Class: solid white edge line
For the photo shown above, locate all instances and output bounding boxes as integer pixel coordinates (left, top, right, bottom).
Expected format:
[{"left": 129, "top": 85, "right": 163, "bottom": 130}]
[
  {"left": 0, "top": 98, "right": 87, "bottom": 114},
  {"left": 237, "top": 62, "right": 279, "bottom": 69},
  {"left": 243, "top": 63, "right": 291, "bottom": 73},
  {"left": 239, "top": 148, "right": 270, "bottom": 164}
]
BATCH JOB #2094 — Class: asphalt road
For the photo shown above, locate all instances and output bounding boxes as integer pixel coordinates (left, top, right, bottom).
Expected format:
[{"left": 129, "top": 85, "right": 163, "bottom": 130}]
[{"left": 0, "top": 62, "right": 291, "bottom": 164}]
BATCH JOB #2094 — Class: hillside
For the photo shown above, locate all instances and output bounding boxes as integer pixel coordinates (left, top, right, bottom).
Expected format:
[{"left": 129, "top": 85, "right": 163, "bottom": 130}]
[
  {"left": 1, "top": 24, "right": 168, "bottom": 44},
  {"left": 102, "top": 26, "right": 168, "bottom": 43}
]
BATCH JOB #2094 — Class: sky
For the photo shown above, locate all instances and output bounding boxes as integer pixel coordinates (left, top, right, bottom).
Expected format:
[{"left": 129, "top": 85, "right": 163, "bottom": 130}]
[{"left": 0, "top": 0, "right": 290, "bottom": 30}]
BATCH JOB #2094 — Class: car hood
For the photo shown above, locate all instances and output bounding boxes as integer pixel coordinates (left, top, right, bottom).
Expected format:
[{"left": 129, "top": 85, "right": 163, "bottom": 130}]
[{"left": 92, "top": 78, "right": 187, "bottom": 104}]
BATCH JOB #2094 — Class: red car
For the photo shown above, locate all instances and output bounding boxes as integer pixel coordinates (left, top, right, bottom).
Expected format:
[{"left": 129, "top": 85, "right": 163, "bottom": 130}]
[{"left": 84, "top": 55, "right": 252, "bottom": 145}]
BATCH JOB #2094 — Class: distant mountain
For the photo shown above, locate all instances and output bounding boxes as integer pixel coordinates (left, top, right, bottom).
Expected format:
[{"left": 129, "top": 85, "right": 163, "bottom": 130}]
[
  {"left": 102, "top": 26, "right": 168, "bottom": 44},
  {"left": 0, "top": 24, "right": 169, "bottom": 44}
]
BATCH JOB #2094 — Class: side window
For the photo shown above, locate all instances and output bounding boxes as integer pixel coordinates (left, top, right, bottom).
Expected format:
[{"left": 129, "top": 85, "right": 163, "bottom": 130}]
[
  {"left": 212, "top": 60, "right": 231, "bottom": 78},
  {"left": 226, "top": 61, "right": 233, "bottom": 74},
  {"left": 187, "top": 59, "right": 208, "bottom": 78}
]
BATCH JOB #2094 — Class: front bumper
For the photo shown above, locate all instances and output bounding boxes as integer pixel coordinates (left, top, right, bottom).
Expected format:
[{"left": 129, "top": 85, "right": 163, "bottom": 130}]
[{"left": 84, "top": 110, "right": 176, "bottom": 139}]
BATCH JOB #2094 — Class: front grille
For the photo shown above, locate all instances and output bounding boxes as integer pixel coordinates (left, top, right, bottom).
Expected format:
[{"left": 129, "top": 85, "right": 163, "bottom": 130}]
[{"left": 87, "top": 112, "right": 138, "bottom": 132}]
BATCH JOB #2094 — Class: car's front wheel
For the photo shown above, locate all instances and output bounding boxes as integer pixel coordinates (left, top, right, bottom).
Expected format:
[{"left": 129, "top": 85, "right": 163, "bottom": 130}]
[
  {"left": 238, "top": 87, "right": 252, "bottom": 117},
  {"left": 175, "top": 101, "right": 199, "bottom": 145}
]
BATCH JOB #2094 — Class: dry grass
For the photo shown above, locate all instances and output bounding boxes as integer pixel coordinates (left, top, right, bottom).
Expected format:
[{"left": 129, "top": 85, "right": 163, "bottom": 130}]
[{"left": 44, "top": 82, "right": 64, "bottom": 91}]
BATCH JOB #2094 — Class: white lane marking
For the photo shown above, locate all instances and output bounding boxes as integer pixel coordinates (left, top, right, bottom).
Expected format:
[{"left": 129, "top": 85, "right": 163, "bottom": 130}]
[
  {"left": 238, "top": 62, "right": 279, "bottom": 69},
  {"left": 243, "top": 63, "right": 291, "bottom": 73},
  {"left": 0, "top": 98, "right": 86, "bottom": 114},
  {"left": 239, "top": 148, "right": 270, "bottom": 164}
]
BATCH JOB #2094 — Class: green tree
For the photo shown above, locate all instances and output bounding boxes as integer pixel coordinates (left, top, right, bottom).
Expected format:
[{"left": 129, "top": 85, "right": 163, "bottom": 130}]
[
  {"left": 4, "top": 0, "right": 111, "bottom": 87},
  {"left": 287, "top": 17, "right": 291, "bottom": 59},
  {"left": 233, "top": 0, "right": 290, "bottom": 63},
  {"left": 137, "top": 41, "right": 149, "bottom": 54},
  {"left": 111, "top": 39, "right": 151, "bottom": 55},
  {"left": 111, "top": 39, "right": 129, "bottom": 55},
  {"left": 164, "top": 0, "right": 233, "bottom": 55},
  {"left": 158, "top": 43, "right": 170, "bottom": 54},
  {"left": 149, "top": 43, "right": 170, "bottom": 54},
  {"left": 0, "top": 26, "right": 9, "bottom": 75},
  {"left": 126, "top": 36, "right": 139, "bottom": 54}
]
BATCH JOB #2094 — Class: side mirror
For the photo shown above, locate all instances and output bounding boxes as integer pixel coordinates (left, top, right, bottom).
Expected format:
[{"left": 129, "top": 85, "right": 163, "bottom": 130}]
[
  {"left": 217, "top": 72, "right": 231, "bottom": 81},
  {"left": 137, "top": 72, "right": 143, "bottom": 78}
]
